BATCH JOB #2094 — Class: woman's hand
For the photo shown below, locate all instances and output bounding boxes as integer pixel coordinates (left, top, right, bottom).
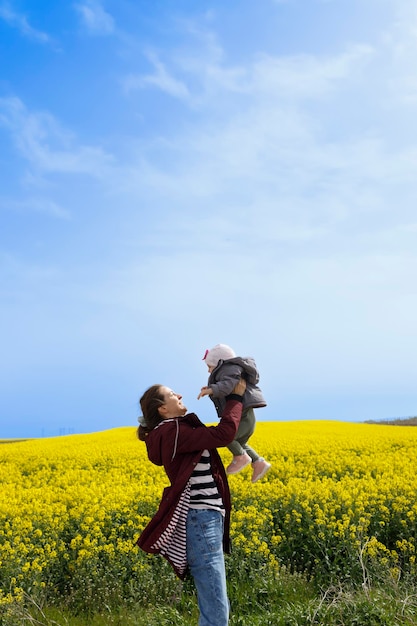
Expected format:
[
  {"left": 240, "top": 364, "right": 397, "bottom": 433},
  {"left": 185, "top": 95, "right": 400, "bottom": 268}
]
[{"left": 232, "top": 378, "right": 246, "bottom": 396}]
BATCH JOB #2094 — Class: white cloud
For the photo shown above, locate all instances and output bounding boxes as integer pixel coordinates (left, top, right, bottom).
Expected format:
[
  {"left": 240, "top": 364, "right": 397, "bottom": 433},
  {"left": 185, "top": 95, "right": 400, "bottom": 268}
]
[
  {"left": 115, "top": 11, "right": 417, "bottom": 225},
  {"left": 3, "top": 9, "right": 417, "bottom": 253},
  {"left": 381, "top": 4, "right": 417, "bottom": 105},
  {"left": 123, "top": 52, "right": 190, "bottom": 100},
  {"left": 0, "top": 2, "right": 51, "bottom": 43},
  {"left": 0, "top": 197, "right": 71, "bottom": 220},
  {"left": 0, "top": 97, "right": 114, "bottom": 178},
  {"left": 74, "top": 0, "right": 115, "bottom": 35},
  {"left": 248, "top": 44, "right": 375, "bottom": 99},
  {"left": 129, "top": 25, "right": 374, "bottom": 109}
]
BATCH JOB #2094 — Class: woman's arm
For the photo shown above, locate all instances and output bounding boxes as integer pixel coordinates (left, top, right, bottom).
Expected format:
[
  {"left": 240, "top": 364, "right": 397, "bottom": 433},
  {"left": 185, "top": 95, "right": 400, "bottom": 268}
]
[{"left": 176, "top": 379, "right": 246, "bottom": 452}]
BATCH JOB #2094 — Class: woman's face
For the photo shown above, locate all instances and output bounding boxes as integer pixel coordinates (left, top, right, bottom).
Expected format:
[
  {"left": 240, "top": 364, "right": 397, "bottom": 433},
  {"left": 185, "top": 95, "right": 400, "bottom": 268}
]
[{"left": 158, "top": 386, "right": 187, "bottom": 419}]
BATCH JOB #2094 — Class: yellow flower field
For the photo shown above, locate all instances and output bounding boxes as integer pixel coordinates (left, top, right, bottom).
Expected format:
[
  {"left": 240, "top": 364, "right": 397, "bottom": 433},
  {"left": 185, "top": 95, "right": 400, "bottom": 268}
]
[{"left": 1, "top": 420, "right": 417, "bottom": 611}]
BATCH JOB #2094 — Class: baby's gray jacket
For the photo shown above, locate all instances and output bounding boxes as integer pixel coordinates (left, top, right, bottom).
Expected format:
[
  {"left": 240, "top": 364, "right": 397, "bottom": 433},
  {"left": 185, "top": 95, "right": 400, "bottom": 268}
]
[{"left": 208, "top": 356, "right": 267, "bottom": 417}]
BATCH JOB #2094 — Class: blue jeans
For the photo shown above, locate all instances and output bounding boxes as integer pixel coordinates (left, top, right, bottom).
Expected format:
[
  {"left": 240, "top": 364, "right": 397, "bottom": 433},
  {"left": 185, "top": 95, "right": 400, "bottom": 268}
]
[{"left": 186, "top": 509, "right": 229, "bottom": 626}]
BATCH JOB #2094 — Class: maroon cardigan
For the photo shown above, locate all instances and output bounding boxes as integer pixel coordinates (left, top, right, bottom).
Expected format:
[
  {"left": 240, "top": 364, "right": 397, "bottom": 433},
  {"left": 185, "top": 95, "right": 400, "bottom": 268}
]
[{"left": 136, "top": 396, "right": 243, "bottom": 578}]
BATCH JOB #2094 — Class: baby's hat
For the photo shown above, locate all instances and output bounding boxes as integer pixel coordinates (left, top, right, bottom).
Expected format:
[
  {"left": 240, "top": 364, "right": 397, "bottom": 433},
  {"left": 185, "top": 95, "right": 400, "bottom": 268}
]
[{"left": 203, "top": 343, "right": 236, "bottom": 367}]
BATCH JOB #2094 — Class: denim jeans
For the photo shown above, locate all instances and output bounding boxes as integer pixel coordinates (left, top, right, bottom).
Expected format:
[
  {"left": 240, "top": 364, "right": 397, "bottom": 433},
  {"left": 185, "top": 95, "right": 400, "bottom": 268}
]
[{"left": 186, "top": 509, "right": 229, "bottom": 626}]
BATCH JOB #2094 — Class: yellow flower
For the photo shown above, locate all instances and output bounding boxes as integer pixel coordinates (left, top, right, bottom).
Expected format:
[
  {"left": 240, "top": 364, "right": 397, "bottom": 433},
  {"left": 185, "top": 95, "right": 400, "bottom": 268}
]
[{"left": 1, "top": 420, "right": 417, "bottom": 594}]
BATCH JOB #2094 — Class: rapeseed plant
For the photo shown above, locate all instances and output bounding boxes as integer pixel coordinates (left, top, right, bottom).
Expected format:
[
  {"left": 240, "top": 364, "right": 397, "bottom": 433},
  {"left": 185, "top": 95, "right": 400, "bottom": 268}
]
[{"left": 1, "top": 421, "right": 417, "bottom": 615}]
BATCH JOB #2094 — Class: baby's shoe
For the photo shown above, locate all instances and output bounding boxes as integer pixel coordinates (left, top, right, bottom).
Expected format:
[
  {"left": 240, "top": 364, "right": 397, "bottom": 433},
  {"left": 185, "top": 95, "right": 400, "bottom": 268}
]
[
  {"left": 251, "top": 458, "right": 271, "bottom": 483},
  {"left": 226, "top": 453, "right": 251, "bottom": 475}
]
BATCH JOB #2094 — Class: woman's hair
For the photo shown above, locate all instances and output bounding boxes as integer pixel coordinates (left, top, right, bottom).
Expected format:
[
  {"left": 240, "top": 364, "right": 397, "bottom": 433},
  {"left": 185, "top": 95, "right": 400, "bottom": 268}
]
[{"left": 137, "top": 384, "right": 166, "bottom": 441}]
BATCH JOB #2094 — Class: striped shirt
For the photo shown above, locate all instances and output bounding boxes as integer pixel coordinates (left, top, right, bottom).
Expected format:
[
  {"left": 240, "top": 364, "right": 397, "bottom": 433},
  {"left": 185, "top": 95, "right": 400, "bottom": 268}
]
[
  {"left": 148, "top": 450, "right": 224, "bottom": 578},
  {"left": 189, "top": 450, "right": 225, "bottom": 514},
  {"left": 150, "top": 482, "right": 190, "bottom": 577}
]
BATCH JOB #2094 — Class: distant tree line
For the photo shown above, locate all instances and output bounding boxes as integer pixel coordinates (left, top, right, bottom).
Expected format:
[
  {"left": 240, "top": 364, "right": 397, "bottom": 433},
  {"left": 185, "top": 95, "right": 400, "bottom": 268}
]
[{"left": 365, "top": 416, "right": 417, "bottom": 426}]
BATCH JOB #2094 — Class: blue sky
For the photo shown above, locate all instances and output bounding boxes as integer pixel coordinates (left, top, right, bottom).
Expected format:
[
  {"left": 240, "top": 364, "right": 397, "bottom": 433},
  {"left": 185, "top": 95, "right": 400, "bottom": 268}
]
[{"left": 1, "top": 0, "right": 417, "bottom": 438}]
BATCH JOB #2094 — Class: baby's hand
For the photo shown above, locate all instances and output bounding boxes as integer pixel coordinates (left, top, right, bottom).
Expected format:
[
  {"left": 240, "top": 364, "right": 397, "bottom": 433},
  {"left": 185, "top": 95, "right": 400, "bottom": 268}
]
[{"left": 197, "top": 386, "right": 213, "bottom": 400}]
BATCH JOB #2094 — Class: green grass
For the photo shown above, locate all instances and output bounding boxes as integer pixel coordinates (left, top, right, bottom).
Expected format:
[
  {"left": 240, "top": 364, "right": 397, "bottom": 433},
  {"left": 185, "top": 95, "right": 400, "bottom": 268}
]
[{"left": 2, "top": 569, "right": 417, "bottom": 626}]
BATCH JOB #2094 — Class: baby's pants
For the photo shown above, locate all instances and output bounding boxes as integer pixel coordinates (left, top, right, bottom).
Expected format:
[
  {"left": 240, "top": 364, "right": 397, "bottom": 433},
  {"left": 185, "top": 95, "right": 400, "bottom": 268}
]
[{"left": 227, "top": 407, "right": 260, "bottom": 461}]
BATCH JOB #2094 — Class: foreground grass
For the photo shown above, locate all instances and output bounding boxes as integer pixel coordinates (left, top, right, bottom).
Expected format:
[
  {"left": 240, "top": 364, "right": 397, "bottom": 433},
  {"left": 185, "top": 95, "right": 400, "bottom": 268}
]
[{"left": 3, "top": 576, "right": 417, "bottom": 626}]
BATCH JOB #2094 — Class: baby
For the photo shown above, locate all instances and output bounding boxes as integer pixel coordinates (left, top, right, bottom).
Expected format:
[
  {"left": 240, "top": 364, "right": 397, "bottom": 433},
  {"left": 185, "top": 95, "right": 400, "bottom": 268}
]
[{"left": 198, "top": 343, "right": 271, "bottom": 483}]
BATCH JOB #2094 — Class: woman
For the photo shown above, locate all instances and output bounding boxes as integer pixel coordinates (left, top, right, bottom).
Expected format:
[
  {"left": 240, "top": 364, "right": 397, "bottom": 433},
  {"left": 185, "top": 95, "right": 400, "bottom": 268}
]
[{"left": 136, "top": 379, "right": 246, "bottom": 626}]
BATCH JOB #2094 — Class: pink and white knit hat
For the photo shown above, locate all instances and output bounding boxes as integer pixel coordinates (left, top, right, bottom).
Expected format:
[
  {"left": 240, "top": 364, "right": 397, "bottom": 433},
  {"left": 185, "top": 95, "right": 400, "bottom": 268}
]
[{"left": 202, "top": 344, "right": 236, "bottom": 367}]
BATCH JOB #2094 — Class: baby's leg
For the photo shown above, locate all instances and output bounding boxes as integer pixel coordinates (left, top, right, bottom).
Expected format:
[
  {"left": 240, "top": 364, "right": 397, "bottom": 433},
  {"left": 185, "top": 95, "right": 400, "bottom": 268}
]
[
  {"left": 240, "top": 443, "right": 260, "bottom": 463},
  {"left": 227, "top": 408, "right": 259, "bottom": 461},
  {"left": 227, "top": 408, "right": 271, "bottom": 482}
]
